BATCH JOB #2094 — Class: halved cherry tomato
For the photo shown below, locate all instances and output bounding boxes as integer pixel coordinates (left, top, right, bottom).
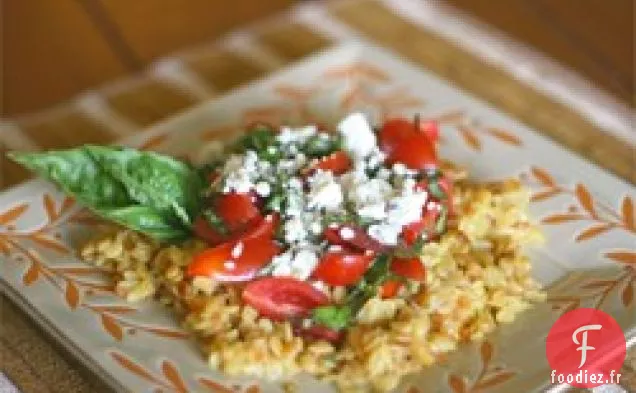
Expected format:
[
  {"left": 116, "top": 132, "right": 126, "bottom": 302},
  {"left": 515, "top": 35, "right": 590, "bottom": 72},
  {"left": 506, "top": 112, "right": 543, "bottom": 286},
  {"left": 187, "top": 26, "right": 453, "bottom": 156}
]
[
  {"left": 415, "top": 176, "right": 454, "bottom": 215},
  {"left": 378, "top": 118, "right": 415, "bottom": 154},
  {"left": 308, "top": 151, "right": 352, "bottom": 175},
  {"left": 401, "top": 208, "right": 440, "bottom": 246},
  {"left": 386, "top": 133, "right": 437, "bottom": 171},
  {"left": 380, "top": 257, "right": 426, "bottom": 298},
  {"left": 380, "top": 280, "right": 402, "bottom": 299},
  {"left": 228, "top": 213, "right": 279, "bottom": 243},
  {"left": 216, "top": 192, "right": 261, "bottom": 231},
  {"left": 186, "top": 237, "right": 280, "bottom": 282},
  {"left": 193, "top": 216, "right": 227, "bottom": 245},
  {"left": 296, "top": 324, "right": 345, "bottom": 343},
  {"left": 418, "top": 120, "right": 439, "bottom": 143},
  {"left": 391, "top": 257, "right": 426, "bottom": 281},
  {"left": 242, "top": 277, "right": 329, "bottom": 321},
  {"left": 323, "top": 225, "right": 385, "bottom": 253},
  {"left": 312, "top": 249, "right": 374, "bottom": 286}
]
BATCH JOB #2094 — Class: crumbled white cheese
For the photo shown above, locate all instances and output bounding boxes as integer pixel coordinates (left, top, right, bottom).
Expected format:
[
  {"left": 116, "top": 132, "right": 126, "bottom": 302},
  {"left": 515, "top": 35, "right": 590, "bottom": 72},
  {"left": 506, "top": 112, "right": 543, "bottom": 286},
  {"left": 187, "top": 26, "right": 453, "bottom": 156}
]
[
  {"left": 221, "top": 151, "right": 260, "bottom": 194},
  {"left": 276, "top": 125, "right": 317, "bottom": 144},
  {"left": 231, "top": 242, "right": 244, "bottom": 259},
  {"left": 344, "top": 175, "right": 392, "bottom": 221},
  {"left": 307, "top": 170, "right": 343, "bottom": 211},
  {"left": 284, "top": 216, "right": 308, "bottom": 243},
  {"left": 310, "top": 222, "right": 323, "bottom": 235},
  {"left": 339, "top": 226, "right": 355, "bottom": 240},
  {"left": 337, "top": 112, "right": 377, "bottom": 158},
  {"left": 254, "top": 181, "right": 271, "bottom": 197},
  {"left": 367, "top": 224, "right": 401, "bottom": 246},
  {"left": 270, "top": 248, "right": 319, "bottom": 280}
]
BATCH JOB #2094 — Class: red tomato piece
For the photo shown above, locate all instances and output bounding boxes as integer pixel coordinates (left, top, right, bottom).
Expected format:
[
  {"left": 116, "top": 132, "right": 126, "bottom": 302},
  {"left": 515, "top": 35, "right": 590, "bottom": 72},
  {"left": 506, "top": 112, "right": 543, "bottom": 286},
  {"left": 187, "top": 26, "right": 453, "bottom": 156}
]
[
  {"left": 415, "top": 176, "right": 454, "bottom": 215},
  {"left": 312, "top": 249, "right": 374, "bottom": 286},
  {"left": 228, "top": 213, "right": 279, "bottom": 243},
  {"left": 296, "top": 324, "right": 345, "bottom": 343},
  {"left": 380, "top": 257, "right": 426, "bottom": 299},
  {"left": 323, "top": 225, "right": 385, "bottom": 253},
  {"left": 418, "top": 120, "right": 439, "bottom": 143},
  {"left": 378, "top": 118, "right": 416, "bottom": 154},
  {"left": 186, "top": 238, "right": 280, "bottom": 282},
  {"left": 216, "top": 192, "right": 261, "bottom": 231},
  {"left": 391, "top": 257, "right": 426, "bottom": 281},
  {"left": 242, "top": 277, "right": 329, "bottom": 321},
  {"left": 380, "top": 280, "right": 402, "bottom": 299},
  {"left": 193, "top": 216, "right": 227, "bottom": 245},
  {"left": 387, "top": 133, "right": 437, "bottom": 171},
  {"left": 307, "top": 151, "right": 351, "bottom": 176},
  {"left": 401, "top": 208, "right": 440, "bottom": 246}
]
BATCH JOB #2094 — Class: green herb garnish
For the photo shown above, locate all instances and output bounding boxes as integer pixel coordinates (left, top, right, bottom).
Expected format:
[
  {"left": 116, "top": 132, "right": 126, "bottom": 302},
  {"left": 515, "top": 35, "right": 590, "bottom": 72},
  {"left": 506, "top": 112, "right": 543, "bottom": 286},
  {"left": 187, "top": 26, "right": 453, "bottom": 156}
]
[
  {"left": 311, "top": 254, "right": 391, "bottom": 330},
  {"left": 8, "top": 145, "right": 203, "bottom": 241}
]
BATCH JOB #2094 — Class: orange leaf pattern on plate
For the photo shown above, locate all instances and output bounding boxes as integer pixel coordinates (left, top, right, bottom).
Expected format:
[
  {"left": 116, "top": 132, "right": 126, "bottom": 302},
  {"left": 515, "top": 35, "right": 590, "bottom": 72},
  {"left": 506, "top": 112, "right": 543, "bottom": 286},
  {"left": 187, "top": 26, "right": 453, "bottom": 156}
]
[
  {"left": 458, "top": 126, "right": 481, "bottom": 151},
  {"left": 541, "top": 213, "right": 586, "bottom": 224},
  {"left": 101, "top": 314, "right": 124, "bottom": 341},
  {"left": 65, "top": 279, "right": 80, "bottom": 309},
  {"left": 43, "top": 194, "right": 57, "bottom": 222},
  {"left": 605, "top": 251, "right": 636, "bottom": 265},
  {"left": 30, "top": 233, "right": 69, "bottom": 254},
  {"left": 110, "top": 351, "right": 167, "bottom": 387},
  {"left": 0, "top": 203, "right": 29, "bottom": 225},
  {"left": 574, "top": 184, "right": 596, "bottom": 217},
  {"left": 575, "top": 224, "right": 614, "bottom": 242},
  {"left": 140, "top": 326, "right": 190, "bottom": 339},
  {"left": 622, "top": 196, "right": 635, "bottom": 231},
  {"left": 530, "top": 167, "right": 556, "bottom": 187},
  {"left": 473, "top": 371, "right": 516, "bottom": 390},
  {"left": 198, "top": 378, "right": 235, "bottom": 393},
  {"left": 484, "top": 128, "right": 522, "bottom": 146},
  {"left": 140, "top": 134, "right": 169, "bottom": 151},
  {"left": 480, "top": 341, "right": 492, "bottom": 367},
  {"left": 22, "top": 263, "right": 39, "bottom": 286},
  {"left": 530, "top": 189, "right": 561, "bottom": 202},
  {"left": 448, "top": 374, "right": 466, "bottom": 393},
  {"left": 161, "top": 360, "right": 188, "bottom": 393}
]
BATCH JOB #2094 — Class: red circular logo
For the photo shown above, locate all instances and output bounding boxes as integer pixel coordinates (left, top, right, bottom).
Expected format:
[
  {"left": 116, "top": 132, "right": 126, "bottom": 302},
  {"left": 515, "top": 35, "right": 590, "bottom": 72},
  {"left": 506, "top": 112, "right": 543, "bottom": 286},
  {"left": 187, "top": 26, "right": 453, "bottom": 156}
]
[{"left": 546, "top": 308, "right": 626, "bottom": 388}]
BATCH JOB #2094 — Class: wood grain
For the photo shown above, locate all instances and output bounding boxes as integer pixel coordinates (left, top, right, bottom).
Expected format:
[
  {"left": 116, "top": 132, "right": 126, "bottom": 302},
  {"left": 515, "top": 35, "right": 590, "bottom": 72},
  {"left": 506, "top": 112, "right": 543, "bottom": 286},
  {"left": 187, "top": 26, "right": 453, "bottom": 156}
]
[
  {"left": 1, "top": 1, "right": 128, "bottom": 117},
  {"left": 106, "top": 79, "right": 196, "bottom": 126},
  {"left": 257, "top": 23, "right": 332, "bottom": 61},
  {"left": 444, "top": 0, "right": 634, "bottom": 106},
  {"left": 97, "top": 0, "right": 295, "bottom": 63},
  {"left": 186, "top": 49, "right": 267, "bottom": 92},
  {"left": 330, "top": 1, "right": 635, "bottom": 183},
  {"left": 18, "top": 111, "right": 114, "bottom": 150}
]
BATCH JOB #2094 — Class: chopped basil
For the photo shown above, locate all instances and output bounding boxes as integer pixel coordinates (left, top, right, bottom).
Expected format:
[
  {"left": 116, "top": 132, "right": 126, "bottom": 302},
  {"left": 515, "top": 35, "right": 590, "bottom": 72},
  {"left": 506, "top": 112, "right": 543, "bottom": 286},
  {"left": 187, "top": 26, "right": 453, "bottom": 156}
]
[
  {"left": 427, "top": 181, "right": 446, "bottom": 200},
  {"left": 311, "top": 254, "right": 391, "bottom": 330},
  {"left": 202, "top": 208, "right": 228, "bottom": 235},
  {"left": 303, "top": 133, "right": 343, "bottom": 157},
  {"left": 312, "top": 306, "right": 351, "bottom": 330},
  {"left": 435, "top": 206, "right": 448, "bottom": 234}
]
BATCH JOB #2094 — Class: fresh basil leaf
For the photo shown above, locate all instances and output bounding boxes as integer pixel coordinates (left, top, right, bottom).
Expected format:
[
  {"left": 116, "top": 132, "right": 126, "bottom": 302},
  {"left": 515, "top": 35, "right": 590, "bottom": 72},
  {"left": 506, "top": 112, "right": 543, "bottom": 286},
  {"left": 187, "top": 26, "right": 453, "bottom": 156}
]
[
  {"left": 8, "top": 149, "right": 130, "bottom": 208},
  {"left": 84, "top": 145, "right": 203, "bottom": 226},
  {"left": 312, "top": 305, "right": 351, "bottom": 330},
  {"left": 9, "top": 146, "right": 199, "bottom": 242},
  {"left": 97, "top": 205, "right": 189, "bottom": 241}
]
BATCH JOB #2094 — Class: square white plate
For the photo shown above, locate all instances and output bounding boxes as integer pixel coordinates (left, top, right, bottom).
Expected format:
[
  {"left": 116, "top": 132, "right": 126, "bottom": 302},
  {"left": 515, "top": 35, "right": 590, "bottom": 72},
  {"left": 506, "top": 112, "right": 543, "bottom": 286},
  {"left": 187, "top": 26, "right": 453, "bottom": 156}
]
[{"left": 1, "top": 42, "right": 634, "bottom": 393}]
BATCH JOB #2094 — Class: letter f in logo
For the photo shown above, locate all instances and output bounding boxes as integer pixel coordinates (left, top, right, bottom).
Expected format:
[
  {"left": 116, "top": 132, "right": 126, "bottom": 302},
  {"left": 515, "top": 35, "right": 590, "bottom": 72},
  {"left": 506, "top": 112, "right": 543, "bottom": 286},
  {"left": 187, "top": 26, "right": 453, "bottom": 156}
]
[{"left": 572, "top": 324, "right": 602, "bottom": 368}]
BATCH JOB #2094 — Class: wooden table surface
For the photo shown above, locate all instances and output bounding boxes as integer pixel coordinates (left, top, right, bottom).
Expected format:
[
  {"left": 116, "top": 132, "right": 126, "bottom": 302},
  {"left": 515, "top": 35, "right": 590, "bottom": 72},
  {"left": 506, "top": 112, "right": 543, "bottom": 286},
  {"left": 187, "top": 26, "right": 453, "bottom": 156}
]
[{"left": 0, "top": 1, "right": 634, "bottom": 392}]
